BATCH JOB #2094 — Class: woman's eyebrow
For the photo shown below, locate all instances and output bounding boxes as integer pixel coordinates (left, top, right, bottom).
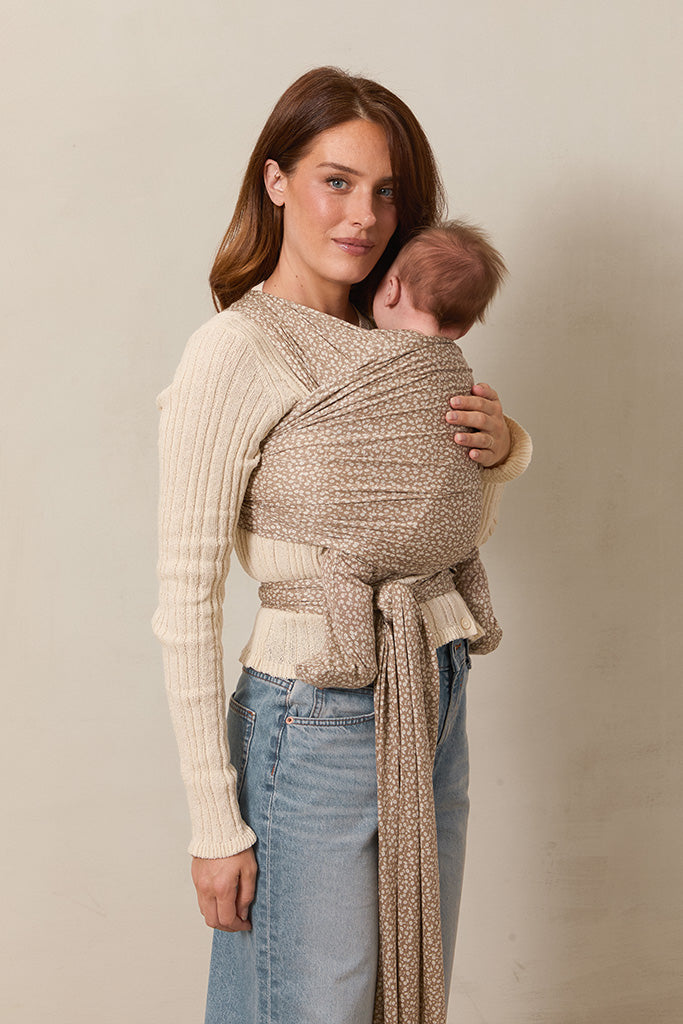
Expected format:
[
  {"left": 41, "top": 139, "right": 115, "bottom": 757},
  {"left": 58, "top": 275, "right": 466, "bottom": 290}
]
[{"left": 317, "top": 161, "right": 393, "bottom": 183}]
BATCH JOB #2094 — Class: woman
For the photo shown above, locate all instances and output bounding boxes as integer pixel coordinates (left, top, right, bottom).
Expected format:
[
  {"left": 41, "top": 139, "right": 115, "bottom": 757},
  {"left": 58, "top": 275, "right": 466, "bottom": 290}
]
[{"left": 152, "top": 67, "right": 532, "bottom": 1024}]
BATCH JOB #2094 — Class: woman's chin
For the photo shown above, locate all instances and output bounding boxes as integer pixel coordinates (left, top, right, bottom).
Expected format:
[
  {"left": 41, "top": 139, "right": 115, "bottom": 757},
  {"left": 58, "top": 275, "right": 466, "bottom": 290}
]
[{"left": 327, "top": 260, "right": 381, "bottom": 288}]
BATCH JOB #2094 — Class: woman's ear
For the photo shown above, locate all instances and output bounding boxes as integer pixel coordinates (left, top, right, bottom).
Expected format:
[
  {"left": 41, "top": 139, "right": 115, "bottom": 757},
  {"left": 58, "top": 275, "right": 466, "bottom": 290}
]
[{"left": 264, "top": 159, "right": 287, "bottom": 207}]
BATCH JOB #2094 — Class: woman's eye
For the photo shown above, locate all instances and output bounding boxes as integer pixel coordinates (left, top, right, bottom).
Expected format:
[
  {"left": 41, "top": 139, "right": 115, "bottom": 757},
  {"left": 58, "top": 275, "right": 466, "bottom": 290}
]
[
  {"left": 378, "top": 186, "right": 394, "bottom": 199},
  {"left": 328, "top": 178, "right": 347, "bottom": 190}
]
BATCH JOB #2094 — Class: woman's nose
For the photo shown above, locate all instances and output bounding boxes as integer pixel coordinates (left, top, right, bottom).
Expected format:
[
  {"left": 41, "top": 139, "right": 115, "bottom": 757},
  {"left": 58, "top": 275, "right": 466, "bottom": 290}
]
[{"left": 350, "top": 193, "right": 377, "bottom": 229}]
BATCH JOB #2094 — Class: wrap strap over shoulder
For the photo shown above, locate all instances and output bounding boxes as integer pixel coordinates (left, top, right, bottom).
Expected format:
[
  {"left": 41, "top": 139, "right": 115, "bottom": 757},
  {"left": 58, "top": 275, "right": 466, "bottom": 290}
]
[
  {"left": 229, "top": 288, "right": 501, "bottom": 1023},
  {"left": 259, "top": 568, "right": 455, "bottom": 1024}
]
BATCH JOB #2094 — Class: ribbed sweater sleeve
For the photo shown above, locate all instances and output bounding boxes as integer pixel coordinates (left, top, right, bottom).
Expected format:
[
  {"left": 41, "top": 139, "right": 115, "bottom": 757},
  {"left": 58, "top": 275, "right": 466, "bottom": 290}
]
[
  {"left": 477, "top": 415, "right": 533, "bottom": 546},
  {"left": 151, "top": 313, "right": 297, "bottom": 858}
]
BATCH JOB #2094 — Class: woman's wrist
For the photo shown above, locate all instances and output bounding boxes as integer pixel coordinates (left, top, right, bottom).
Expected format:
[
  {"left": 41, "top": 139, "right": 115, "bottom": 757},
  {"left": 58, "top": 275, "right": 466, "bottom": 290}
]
[{"left": 479, "top": 416, "right": 533, "bottom": 483}]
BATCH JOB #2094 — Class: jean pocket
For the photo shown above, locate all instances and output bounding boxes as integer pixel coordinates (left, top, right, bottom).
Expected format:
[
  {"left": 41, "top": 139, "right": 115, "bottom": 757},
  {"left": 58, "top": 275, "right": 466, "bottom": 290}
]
[
  {"left": 227, "top": 695, "right": 256, "bottom": 800},
  {"left": 285, "top": 678, "right": 376, "bottom": 726}
]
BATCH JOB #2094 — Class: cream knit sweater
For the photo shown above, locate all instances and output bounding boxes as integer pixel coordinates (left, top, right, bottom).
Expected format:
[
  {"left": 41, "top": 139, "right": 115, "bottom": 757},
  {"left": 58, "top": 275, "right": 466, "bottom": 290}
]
[{"left": 151, "top": 299, "right": 533, "bottom": 858}]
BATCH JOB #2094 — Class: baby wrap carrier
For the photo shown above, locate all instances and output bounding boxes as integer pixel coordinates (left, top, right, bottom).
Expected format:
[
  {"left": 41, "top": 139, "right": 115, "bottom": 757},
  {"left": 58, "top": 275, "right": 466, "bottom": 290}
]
[{"left": 230, "top": 289, "right": 501, "bottom": 1024}]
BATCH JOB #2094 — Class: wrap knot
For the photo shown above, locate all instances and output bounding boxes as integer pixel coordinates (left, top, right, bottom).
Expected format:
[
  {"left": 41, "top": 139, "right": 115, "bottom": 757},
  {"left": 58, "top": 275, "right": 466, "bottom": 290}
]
[{"left": 373, "top": 578, "right": 418, "bottom": 624}]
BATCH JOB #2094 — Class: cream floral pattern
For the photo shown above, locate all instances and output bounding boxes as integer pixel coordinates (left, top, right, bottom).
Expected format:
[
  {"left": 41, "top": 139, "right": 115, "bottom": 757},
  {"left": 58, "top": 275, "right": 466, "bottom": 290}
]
[{"left": 230, "top": 288, "right": 501, "bottom": 1024}]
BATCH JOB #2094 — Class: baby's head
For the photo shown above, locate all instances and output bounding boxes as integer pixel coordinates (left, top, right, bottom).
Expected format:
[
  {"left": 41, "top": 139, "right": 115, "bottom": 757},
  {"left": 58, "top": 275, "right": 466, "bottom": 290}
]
[{"left": 372, "top": 220, "right": 507, "bottom": 339}]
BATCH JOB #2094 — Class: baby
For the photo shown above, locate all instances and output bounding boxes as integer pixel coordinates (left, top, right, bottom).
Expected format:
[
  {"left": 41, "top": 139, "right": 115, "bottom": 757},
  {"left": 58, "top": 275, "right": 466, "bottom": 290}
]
[
  {"left": 371, "top": 218, "right": 507, "bottom": 341},
  {"left": 234, "top": 221, "right": 508, "bottom": 687},
  {"left": 368, "top": 219, "right": 508, "bottom": 656}
]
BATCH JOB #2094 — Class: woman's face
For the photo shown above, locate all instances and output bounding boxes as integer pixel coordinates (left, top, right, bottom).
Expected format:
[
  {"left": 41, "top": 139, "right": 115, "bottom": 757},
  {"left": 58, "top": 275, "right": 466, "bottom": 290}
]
[{"left": 264, "top": 119, "right": 398, "bottom": 295}]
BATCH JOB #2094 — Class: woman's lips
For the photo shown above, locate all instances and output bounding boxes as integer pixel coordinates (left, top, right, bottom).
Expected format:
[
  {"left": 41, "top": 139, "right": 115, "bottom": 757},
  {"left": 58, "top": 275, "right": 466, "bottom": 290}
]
[{"left": 332, "top": 238, "right": 374, "bottom": 256}]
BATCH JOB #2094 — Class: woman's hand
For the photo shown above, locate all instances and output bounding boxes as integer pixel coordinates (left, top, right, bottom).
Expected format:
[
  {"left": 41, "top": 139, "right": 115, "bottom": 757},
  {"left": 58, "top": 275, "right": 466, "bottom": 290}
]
[
  {"left": 191, "top": 848, "right": 258, "bottom": 932},
  {"left": 446, "top": 382, "right": 511, "bottom": 468}
]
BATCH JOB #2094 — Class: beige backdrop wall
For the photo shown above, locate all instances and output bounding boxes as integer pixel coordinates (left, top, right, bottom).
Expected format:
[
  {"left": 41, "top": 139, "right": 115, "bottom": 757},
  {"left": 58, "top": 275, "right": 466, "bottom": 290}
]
[{"left": 2, "top": 2, "right": 682, "bottom": 1022}]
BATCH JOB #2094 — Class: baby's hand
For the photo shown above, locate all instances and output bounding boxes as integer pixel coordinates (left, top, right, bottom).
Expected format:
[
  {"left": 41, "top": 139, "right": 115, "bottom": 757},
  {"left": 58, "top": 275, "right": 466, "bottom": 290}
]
[{"left": 445, "top": 382, "right": 511, "bottom": 468}]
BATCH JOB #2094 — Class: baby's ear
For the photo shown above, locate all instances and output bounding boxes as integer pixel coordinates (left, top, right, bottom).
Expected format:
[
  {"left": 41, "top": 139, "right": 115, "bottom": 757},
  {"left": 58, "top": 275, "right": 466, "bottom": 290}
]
[
  {"left": 385, "top": 274, "right": 402, "bottom": 308},
  {"left": 374, "top": 272, "right": 398, "bottom": 308}
]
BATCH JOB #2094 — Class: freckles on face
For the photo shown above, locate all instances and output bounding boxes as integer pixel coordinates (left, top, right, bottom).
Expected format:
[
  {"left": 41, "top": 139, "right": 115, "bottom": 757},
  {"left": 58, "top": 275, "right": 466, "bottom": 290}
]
[{"left": 278, "top": 119, "right": 399, "bottom": 289}]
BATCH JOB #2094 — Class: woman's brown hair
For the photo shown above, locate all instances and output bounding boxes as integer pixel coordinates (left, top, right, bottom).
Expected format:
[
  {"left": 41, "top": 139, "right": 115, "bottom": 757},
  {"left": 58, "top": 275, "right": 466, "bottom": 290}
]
[{"left": 209, "top": 66, "right": 446, "bottom": 314}]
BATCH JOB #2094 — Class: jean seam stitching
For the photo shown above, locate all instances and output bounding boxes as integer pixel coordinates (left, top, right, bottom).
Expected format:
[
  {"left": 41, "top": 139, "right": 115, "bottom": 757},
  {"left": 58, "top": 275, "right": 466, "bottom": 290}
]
[
  {"left": 243, "top": 665, "right": 294, "bottom": 688},
  {"left": 264, "top": 708, "right": 289, "bottom": 1024},
  {"left": 285, "top": 714, "right": 375, "bottom": 726},
  {"left": 228, "top": 699, "right": 256, "bottom": 800}
]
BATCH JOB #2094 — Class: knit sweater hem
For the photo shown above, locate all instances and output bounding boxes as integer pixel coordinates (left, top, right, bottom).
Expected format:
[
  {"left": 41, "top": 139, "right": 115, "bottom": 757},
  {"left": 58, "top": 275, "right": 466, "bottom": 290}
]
[{"left": 238, "top": 587, "right": 484, "bottom": 679}]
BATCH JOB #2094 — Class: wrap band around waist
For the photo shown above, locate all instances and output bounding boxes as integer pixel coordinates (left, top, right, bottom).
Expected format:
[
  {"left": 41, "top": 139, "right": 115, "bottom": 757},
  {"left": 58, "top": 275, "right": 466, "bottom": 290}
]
[{"left": 258, "top": 566, "right": 456, "bottom": 621}]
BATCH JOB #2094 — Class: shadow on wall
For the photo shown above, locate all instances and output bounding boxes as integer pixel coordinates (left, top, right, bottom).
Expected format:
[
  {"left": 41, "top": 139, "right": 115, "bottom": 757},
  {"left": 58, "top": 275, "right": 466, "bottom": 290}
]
[
  {"left": 506, "top": 171, "right": 681, "bottom": 655},
  {"left": 488, "top": 174, "right": 683, "bottom": 1018}
]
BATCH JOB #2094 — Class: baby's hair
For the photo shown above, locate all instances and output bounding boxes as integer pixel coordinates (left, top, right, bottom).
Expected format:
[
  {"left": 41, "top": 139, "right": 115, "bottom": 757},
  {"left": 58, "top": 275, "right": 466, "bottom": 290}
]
[{"left": 395, "top": 219, "right": 508, "bottom": 330}]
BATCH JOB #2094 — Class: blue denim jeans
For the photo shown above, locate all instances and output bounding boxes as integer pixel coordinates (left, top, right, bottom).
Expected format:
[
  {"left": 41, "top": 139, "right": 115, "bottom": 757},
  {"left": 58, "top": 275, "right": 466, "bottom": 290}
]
[{"left": 205, "top": 638, "right": 471, "bottom": 1024}]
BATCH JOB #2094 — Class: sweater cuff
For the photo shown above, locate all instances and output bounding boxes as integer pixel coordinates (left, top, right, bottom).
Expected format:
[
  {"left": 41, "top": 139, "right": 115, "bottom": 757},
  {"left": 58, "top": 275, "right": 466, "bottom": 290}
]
[
  {"left": 184, "top": 760, "right": 259, "bottom": 859},
  {"left": 188, "top": 825, "right": 258, "bottom": 860},
  {"left": 480, "top": 415, "right": 533, "bottom": 485}
]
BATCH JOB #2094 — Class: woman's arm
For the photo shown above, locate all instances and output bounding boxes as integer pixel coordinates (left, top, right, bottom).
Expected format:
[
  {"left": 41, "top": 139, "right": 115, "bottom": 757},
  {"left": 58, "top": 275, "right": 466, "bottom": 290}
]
[
  {"left": 446, "top": 382, "right": 533, "bottom": 546},
  {"left": 151, "top": 313, "right": 297, "bottom": 860},
  {"left": 475, "top": 415, "right": 533, "bottom": 545},
  {"left": 447, "top": 382, "right": 529, "bottom": 468}
]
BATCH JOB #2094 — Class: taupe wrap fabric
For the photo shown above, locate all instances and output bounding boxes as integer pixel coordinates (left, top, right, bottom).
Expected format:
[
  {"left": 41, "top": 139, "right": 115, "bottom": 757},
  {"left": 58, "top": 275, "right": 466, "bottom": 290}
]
[{"left": 230, "top": 289, "right": 501, "bottom": 1024}]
